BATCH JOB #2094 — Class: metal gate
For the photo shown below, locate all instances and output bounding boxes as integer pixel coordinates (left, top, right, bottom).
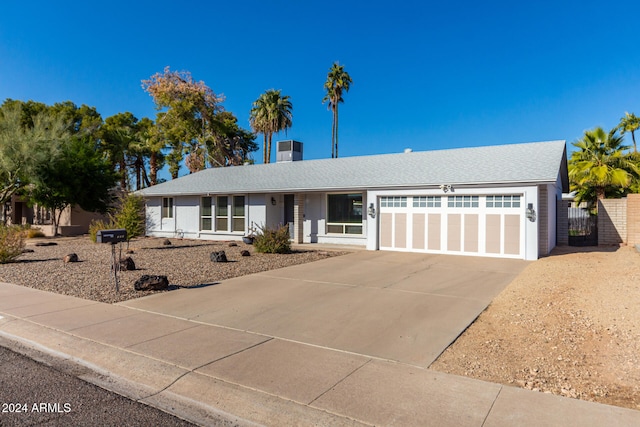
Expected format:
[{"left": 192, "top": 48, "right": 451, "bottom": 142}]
[{"left": 568, "top": 207, "right": 597, "bottom": 246}]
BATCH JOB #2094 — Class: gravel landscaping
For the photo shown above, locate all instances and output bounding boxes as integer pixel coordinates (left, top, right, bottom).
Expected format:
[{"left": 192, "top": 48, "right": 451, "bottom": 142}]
[
  {"left": 431, "top": 245, "right": 640, "bottom": 411},
  {"left": 0, "top": 236, "right": 348, "bottom": 303}
]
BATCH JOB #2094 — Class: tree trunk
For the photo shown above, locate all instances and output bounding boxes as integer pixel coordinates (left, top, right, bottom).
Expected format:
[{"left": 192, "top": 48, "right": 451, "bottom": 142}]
[
  {"left": 263, "top": 134, "right": 268, "bottom": 164},
  {"left": 335, "top": 103, "right": 339, "bottom": 159},
  {"left": 150, "top": 152, "right": 158, "bottom": 186},
  {"left": 632, "top": 131, "right": 637, "bottom": 153},
  {"left": 331, "top": 106, "right": 336, "bottom": 159},
  {"left": 266, "top": 133, "right": 272, "bottom": 164}
]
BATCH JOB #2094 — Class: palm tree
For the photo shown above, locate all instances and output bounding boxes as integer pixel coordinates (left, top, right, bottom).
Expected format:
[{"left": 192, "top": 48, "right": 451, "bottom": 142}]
[
  {"left": 569, "top": 127, "right": 639, "bottom": 206},
  {"left": 249, "top": 90, "right": 293, "bottom": 163},
  {"left": 618, "top": 112, "right": 640, "bottom": 153},
  {"left": 323, "top": 62, "right": 352, "bottom": 159}
]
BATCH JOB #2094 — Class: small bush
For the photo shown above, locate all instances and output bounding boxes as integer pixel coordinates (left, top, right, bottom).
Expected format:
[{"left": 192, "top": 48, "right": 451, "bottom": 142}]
[
  {"left": 26, "top": 227, "right": 45, "bottom": 238},
  {"left": 0, "top": 225, "right": 26, "bottom": 263},
  {"left": 88, "top": 219, "right": 113, "bottom": 243},
  {"left": 253, "top": 224, "right": 291, "bottom": 254},
  {"left": 112, "top": 194, "right": 146, "bottom": 244}
]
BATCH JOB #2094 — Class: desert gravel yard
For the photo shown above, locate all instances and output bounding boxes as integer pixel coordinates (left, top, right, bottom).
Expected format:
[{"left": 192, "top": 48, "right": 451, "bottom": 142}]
[
  {"left": 3, "top": 236, "right": 640, "bottom": 412},
  {"left": 431, "top": 245, "right": 640, "bottom": 411},
  {"left": 0, "top": 236, "right": 346, "bottom": 303}
]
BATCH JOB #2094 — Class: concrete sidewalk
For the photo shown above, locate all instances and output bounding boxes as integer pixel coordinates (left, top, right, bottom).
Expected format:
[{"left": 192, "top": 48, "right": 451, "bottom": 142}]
[{"left": 1, "top": 258, "right": 640, "bottom": 425}]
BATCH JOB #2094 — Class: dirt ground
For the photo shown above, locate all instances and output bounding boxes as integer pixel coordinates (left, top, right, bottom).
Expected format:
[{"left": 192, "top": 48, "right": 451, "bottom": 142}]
[{"left": 431, "top": 245, "right": 640, "bottom": 410}]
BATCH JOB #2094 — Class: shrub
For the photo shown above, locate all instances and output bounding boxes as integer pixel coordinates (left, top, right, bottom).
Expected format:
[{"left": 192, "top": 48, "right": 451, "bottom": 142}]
[
  {"left": 26, "top": 227, "right": 45, "bottom": 238},
  {"left": 0, "top": 225, "right": 26, "bottom": 263},
  {"left": 253, "top": 224, "right": 291, "bottom": 254},
  {"left": 88, "top": 219, "right": 113, "bottom": 243},
  {"left": 112, "top": 194, "right": 146, "bottom": 244}
]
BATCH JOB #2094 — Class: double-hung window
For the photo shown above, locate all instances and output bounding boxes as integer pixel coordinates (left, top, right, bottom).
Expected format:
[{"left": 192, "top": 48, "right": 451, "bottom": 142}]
[
  {"left": 232, "top": 196, "right": 245, "bottom": 232},
  {"left": 201, "top": 197, "right": 212, "bottom": 230},
  {"left": 162, "top": 197, "right": 173, "bottom": 218},
  {"left": 216, "top": 196, "right": 228, "bottom": 231}
]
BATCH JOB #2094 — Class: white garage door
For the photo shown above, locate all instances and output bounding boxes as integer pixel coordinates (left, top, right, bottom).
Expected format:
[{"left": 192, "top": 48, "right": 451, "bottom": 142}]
[{"left": 378, "top": 195, "right": 524, "bottom": 258}]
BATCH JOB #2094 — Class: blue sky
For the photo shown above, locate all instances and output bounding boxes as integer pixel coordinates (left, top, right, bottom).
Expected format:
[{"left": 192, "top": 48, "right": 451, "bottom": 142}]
[{"left": 1, "top": 1, "right": 639, "bottom": 180}]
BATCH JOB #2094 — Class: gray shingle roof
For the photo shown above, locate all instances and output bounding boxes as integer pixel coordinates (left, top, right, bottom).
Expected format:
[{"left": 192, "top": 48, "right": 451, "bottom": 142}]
[{"left": 138, "top": 140, "right": 568, "bottom": 196}]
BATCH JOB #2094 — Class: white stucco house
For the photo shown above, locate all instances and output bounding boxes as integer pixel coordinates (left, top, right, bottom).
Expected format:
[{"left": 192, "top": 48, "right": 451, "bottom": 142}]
[{"left": 138, "top": 140, "right": 569, "bottom": 260}]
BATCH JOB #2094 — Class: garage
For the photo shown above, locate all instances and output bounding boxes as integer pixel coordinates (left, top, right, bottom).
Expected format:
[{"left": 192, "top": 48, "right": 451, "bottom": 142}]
[{"left": 378, "top": 194, "right": 524, "bottom": 258}]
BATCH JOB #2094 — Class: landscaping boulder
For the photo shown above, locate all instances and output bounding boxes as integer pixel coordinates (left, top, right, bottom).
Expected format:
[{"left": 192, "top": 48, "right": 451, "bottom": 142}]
[
  {"left": 210, "top": 251, "right": 228, "bottom": 262},
  {"left": 134, "top": 275, "right": 169, "bottom": 291},
  {"left": 119, "top": 256, "right": 136, "bottom": 271},
  {"left": 63, "top": 253, "right": 79, "bottom": 263},
  {"left": 241, "top": 250, "right": 250, "bottom": 257},
  {"left": 126, "top": 249, "right": 135, "bottom": 254},
  {"left": 35, "top": 242, "right": 57, "bottom": 247},
  {"left": 228, "top": 242, "right": 238, "bottom": 247},
  {"left": 22, "top": 248, "right": 34, "bottom": 253},
  {"left": 163, "top": 239, "right": 172, "bottom": 246}
]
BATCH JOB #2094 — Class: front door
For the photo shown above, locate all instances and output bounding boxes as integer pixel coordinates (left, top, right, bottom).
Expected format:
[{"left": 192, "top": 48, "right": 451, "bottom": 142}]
[{"left": 284, "top": 194, "right": 295, "bottom": 238}]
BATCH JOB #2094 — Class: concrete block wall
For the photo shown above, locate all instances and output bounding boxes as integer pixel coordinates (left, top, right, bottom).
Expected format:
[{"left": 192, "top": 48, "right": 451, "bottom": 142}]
[
  {"left": 598, "top": 199, "right": 627, "bottom": 244},
  {"left": 538, "top": 185, "right": 549, "bottom": 255},
  {"left": 627, "top": 194, "right": 640, "bottom": 246},
  {"left": 557, "top": 200, "right": 569, "bottom": 246}
]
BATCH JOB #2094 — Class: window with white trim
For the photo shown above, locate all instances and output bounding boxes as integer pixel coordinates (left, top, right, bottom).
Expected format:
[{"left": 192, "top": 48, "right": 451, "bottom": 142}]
[
  {"left": 447, "top": 195, "right": 479, "bottom": 208},
  {"left": 486, "top": 195, "right": 521, "bottom": 208},
  {"left": 327, "top": 193, "right": 363, "bottom": 234},
  {"left": 162, "top": 197, "right": 173, "bottom": 218},
  {"left": 232, "top": 196, "right": 245, "bottom": 232},
  {"left": 380, "top": 196, "right": 407, "bottom": 208},
  {"left": 413, "top": 196, "right": 441, "bottom": 208},
  {"left": 201, "top": 197, "right": 212, "bottom": 230},
  {"left": 216, "top": 196, "right": 228, "bottom": 231}
]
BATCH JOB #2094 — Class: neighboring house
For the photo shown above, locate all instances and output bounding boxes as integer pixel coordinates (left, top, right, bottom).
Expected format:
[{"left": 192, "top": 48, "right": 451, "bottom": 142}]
[
  {"left": 6, "top": 195, "right": 108, "bottom": 236},
  {"left": 138, "top": 140, "right": 569, "bottom": 260}
]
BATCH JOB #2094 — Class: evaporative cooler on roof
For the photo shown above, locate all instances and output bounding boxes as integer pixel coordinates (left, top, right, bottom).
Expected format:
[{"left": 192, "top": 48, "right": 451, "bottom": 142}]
[{"left": 276, "top": 140, "right": 303, "bottom": 162}]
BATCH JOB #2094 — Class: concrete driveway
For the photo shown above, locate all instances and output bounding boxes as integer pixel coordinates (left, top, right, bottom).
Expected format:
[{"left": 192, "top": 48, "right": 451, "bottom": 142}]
[{"left": 120, "top": 250, "right": 528, "bottom": 367}]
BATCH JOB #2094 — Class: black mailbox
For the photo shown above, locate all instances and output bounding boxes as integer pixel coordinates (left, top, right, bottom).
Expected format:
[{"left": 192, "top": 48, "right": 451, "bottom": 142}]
[{"left": 96, "top": 229, "right": 127, "bottom": 244}]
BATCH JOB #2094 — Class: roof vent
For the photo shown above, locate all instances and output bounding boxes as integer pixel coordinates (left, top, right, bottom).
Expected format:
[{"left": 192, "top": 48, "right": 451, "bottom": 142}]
[
  {"left": 404, "top": 148, "right": 413, "bottom": 153},
  {"left": 276, "top": 140, "right": 303, "bottom": 162}
]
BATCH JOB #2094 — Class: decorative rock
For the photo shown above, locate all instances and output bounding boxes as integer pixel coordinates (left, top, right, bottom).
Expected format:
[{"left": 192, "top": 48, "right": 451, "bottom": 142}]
[
  {"left": 35, "top": 242, "right": 57, "bottom": 247},
  {"left": 63, "top": 253, "right": 79, "bottom": 263},
  {"left": 134, "top": 275, "right": 169, "bottom": 291},
  {"left": 241, "top": 250, "right": 250, "bottom": 257},
  {"left": 126, "top": 249, "right": 135, "bottom": 254},
  {"left": 210, "top": 251, "right": 228, "bottom": 262},
  {"left": 162, "top": 239, "right": 172, "bottom": 245},
  {"left": 228, "top": 242, "right": 238, "bottom": 247},
  {"left": 119, "top": 256, "right": 136, "bottom": 271},
  {"left": 22, "top": 248, "right": 34, "bottom": 253}
]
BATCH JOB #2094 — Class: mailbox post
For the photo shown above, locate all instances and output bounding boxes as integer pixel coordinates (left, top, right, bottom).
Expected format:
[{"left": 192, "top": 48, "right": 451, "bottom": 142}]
[{"left": 96, "top": 229, "right": 127, "bottom": 292}]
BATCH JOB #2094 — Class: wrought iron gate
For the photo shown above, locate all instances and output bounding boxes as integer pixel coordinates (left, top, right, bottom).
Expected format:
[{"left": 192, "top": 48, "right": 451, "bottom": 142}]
[{"left": 568, "top": 207, "right": 597, "bottom": 246}]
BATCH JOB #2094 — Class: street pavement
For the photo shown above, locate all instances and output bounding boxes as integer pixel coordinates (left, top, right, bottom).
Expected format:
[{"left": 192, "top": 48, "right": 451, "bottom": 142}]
[{"left": 0, "top": 344, "right": 200, "bottom": 427}]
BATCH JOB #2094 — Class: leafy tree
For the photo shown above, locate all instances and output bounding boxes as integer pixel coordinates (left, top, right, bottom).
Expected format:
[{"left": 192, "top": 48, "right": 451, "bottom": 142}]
[
  {"left": 26, "top": 136, "right": 118, "bottom": 235},
  {"left": 0, "top": 102, "right": 67, "bottom": 211},
  {"left": 323, "top": 62, "right": 352, "bottom": 159},
  {"left": 249, "top": 89, "right": 293, "bottom": 163},
  {"left": 618, "top": 112, "right": 640, "bottom": 153},
  {"left": 142, "top": 67, "right": 224, "bottom": 176},
  {"left": 209, "top": 111, "right": 257, "bottom": 166},
  {"left": 569, "top": 127, "right": 640, "bottom": 207},
  {"left": 101, "top": 112, "right": 137, "bottom": 190}
]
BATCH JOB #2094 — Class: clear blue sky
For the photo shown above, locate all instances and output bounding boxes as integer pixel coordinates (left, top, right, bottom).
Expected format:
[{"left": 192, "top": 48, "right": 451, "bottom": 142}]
[{"left": 1, "top": 1, "right": 639, "bottom": 180}]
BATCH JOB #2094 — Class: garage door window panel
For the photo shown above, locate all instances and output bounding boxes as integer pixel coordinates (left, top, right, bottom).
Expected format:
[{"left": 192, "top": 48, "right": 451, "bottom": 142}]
[{"left": 327, "top": 193, "right": 363, "bottom": 234}]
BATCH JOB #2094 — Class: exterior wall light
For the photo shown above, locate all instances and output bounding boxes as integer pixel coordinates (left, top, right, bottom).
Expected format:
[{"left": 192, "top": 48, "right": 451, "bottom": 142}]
[
  {"left": 439, "top": 184, "right": 452, "bottom": 193},
  {"left": 526, "top": 203, "right": 536, "bottom": 222},
  {"left": 368, "top": 203, "right": 376, "bottom": 218},
  {"left": 271, "top": 197, "right": 277, "bottom": 206}
]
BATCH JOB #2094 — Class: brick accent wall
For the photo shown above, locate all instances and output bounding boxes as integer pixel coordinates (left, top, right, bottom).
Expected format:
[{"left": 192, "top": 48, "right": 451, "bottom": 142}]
[
  {"left": 627, "top": 194, "right": 640, "bottom": 246},
  {"left": 293, "top": 194, "right": 305, "bottom": 244},
  {"left": 538, "top": 185, "right": 549, "bottom": 256},
  {"left": 557, "top": 200, "right": 569, "bottom": 246},
  {"left": 598, "top": 199, "right": 627, "bottom": 244}
]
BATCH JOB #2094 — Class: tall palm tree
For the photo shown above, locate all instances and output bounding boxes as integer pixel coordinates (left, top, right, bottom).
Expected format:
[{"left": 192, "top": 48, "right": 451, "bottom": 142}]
[
  {"left": 618, "top": 112, "right": 640, "bottom": 153},
  {"left": 569, "top": 127, "right": 639, "bottom": 206},
  {"left": 249, "top": 90, "right": 293, "bottom": 163},
  {"left": 323, "top": 62, "right": 352, "bottom": 158}
]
